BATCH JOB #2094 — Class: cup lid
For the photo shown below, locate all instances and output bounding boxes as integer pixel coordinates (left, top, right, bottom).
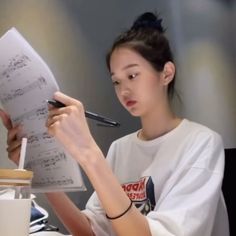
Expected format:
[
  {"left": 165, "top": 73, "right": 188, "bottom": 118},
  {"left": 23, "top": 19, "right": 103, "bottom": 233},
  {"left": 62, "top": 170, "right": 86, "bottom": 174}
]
[{"left": 0, "top": 169, "right": 33, "bottom": 180}]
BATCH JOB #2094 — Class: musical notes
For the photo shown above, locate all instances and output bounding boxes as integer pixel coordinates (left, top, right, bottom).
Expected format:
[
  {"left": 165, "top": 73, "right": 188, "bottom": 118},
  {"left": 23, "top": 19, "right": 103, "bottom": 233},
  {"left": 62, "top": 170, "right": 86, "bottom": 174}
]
[
  {"left": 24, "top": 149, "right": 75, "bottom": 188},
  {"left": 27, "top": 132, "right": 51, "bottom": 144},
  {"left": 0, "top": 27, "right": 85, "bottom": 192},
  {"left": 12, "top": 105, "right": 48, "bottom": 125},
  {"left": 1, "top": 54, "right": 31, "bottom": 79},
  {"left": 26, "top": 150, "right": 66, "bottom": 169},
  {"left": 0, "top": 77, "right": 47, "bottom": 105}
]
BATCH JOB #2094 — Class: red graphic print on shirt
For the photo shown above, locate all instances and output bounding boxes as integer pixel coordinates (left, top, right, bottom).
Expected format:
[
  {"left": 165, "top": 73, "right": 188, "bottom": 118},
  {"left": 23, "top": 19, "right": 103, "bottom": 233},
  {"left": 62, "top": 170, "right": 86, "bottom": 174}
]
[{"left": 122, "top": 176, "right": 155, "bottom": 215}]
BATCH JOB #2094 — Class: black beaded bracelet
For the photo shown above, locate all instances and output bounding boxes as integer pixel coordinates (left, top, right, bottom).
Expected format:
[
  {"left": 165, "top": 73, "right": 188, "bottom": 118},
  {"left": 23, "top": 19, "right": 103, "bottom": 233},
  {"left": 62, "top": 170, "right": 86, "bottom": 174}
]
[{"left": 106, "top": 199, "right": 133, "bottom": 220}]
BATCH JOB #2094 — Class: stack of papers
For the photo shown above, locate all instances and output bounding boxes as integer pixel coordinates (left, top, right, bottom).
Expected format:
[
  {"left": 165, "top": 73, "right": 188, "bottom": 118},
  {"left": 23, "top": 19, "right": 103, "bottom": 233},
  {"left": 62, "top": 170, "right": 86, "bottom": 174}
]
[{"left": 0, "top": 28, "right": 86, "bottom": 192}]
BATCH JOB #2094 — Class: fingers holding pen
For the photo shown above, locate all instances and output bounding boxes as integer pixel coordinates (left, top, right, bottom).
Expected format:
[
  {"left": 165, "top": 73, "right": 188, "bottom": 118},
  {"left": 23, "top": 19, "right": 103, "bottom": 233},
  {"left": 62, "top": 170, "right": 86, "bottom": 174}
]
[
  {"left": 47, "top": 106, "right": 84, "bottom": 130},
  {"left": 45, "top": 92, "right": 100, "bottom": 164},
  {"left": 53, "top": 91, "right": 82, "bottom": 107},
  {"left": 46, "top": 92, "right": 93, "bottom": 146},
  {"left": 46, "top": 109, "right": 68, "bottom": 128},
  {"left": 46, "top": 92, "right": 86, "bottom": 130}
]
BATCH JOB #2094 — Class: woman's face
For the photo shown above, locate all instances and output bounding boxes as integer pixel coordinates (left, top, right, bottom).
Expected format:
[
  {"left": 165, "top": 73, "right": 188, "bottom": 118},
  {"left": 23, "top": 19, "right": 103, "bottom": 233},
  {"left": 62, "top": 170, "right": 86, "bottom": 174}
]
[{"left": 109, "top": 47, "right": 168, "bottom": 117}]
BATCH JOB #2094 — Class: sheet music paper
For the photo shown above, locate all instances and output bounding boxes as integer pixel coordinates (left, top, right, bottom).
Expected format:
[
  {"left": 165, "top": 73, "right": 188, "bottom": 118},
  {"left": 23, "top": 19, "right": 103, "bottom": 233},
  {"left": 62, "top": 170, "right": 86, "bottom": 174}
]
[{"left": 0, "top": 28, "right": 86, "bottom": 192}]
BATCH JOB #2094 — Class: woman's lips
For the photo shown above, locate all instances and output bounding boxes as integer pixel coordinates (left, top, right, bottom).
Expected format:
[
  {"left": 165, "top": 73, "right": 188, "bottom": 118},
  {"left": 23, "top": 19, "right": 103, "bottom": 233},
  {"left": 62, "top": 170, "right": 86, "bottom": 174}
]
[{"left": 126, "top": 100, "right": 137, "bottom": 107}]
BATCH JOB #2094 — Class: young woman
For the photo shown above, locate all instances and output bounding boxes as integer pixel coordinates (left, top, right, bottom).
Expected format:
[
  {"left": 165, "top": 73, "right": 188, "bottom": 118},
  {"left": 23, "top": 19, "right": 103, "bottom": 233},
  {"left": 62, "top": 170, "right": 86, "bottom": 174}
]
[{"left": 0, "top": 12, "right": 229, "bottom": 236}]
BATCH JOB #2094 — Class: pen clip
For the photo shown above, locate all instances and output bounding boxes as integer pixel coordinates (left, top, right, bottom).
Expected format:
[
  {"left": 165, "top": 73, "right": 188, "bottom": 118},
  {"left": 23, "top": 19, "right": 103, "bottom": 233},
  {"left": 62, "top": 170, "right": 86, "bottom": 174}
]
[{"left": 96, "top": 123, "right": 119, "bottom": 128}]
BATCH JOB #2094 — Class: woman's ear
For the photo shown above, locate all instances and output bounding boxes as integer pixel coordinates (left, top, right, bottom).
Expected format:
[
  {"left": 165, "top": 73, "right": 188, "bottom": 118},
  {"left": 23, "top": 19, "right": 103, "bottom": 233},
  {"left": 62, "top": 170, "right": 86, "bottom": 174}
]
[{"left": 161, "top": 62, "right": 175, "bottom": 86}]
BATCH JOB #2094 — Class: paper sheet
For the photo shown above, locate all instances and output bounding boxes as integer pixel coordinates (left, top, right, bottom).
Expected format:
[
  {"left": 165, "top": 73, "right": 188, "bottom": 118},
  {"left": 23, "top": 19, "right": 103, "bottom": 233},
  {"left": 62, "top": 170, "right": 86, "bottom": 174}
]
[{"left": 0, "top": 28, "right": 86, "bottom": 192}]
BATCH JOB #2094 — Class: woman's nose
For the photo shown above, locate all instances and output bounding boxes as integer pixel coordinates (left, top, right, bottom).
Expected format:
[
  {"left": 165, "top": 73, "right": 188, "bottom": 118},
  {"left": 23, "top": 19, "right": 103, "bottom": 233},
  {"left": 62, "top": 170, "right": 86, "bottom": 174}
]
[{"left": 120, "top": 85, "right": 131, "bottom": 97}]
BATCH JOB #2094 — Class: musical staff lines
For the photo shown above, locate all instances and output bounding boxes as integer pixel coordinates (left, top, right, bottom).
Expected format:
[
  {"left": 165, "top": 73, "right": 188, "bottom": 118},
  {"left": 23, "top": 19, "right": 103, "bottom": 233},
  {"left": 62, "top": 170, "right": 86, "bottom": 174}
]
[
  {"left": 25, "top": 149, "right": 75, "bottom": 187},
  {"left": 12, "top": 105, "right": 48, "bottom": 124},
  {"left": 27, "top": 131, "right": 53, "bottom": 145},
  {"left": 26, "top": 150, "right": 66, "bottom": 169},
  {"left": 0, "top": 76, "right": 47, "bottom": 104}
]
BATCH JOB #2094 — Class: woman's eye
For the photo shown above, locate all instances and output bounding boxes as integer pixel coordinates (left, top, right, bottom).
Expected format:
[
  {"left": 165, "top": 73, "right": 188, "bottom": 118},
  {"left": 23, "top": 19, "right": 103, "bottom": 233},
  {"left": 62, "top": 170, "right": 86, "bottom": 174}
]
[
  {"left": 112, "top": 80, "right": 120, "bottom": 86},
  {"left": 128, "top": 73, "right": 138, "bottom": 80}
]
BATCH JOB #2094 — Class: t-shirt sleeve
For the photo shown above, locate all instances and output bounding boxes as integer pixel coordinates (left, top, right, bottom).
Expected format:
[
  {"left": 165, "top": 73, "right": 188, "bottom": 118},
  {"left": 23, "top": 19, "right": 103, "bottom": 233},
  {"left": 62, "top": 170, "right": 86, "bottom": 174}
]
[
  {"left": 82, "top": 192, "right": 114, "bottom": 236},
  {"left": 145, "top": 132, "right": 225, "bottom": 236}
]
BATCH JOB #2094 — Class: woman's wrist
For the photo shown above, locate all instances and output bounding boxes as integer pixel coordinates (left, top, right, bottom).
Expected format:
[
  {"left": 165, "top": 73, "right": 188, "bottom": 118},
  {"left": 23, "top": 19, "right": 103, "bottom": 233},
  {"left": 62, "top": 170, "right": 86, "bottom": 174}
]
[{"left": 76, "top": 143, "right": 104, "bottom": 170}]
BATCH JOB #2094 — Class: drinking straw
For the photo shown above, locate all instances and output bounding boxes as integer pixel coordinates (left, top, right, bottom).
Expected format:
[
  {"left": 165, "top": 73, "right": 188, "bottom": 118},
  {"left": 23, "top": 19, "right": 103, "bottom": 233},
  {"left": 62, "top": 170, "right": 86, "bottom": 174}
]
[
  {"left": 15, "top": 138, "right": 27, "bottom": 199},
  {"left": 18, "top": 137, "right": 27, "bottom": 169}
]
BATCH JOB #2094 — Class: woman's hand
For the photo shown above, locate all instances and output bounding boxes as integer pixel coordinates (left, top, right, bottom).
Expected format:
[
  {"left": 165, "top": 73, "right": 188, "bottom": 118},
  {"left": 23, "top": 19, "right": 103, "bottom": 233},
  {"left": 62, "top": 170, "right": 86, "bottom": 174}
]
[
  {"left": 0, "top": 109, "right": 21, "bottom": 165},
  {"left": 46, "top": 92, "right": 100, "bottom": 166}
]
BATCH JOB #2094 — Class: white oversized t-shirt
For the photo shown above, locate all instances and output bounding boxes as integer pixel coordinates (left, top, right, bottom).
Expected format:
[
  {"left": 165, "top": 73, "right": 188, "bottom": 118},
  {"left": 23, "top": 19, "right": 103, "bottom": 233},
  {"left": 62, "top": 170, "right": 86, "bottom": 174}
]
[{"left": 83, "top": 119, "right": 229, "bottom": 236}]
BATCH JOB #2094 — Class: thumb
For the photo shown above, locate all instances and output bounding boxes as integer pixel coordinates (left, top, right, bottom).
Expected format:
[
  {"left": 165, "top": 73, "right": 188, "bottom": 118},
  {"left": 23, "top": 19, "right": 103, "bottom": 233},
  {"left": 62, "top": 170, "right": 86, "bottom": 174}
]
[{"left": 0, "top": 109, "right": 12, "bottom": 130}]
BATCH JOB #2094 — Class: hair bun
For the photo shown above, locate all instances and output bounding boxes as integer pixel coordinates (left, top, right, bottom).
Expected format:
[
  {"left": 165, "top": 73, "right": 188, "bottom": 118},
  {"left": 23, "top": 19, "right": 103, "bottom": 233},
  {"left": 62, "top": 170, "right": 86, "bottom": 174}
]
[{"left": 131, "top": 12, "right": 165, "bottom": 33}]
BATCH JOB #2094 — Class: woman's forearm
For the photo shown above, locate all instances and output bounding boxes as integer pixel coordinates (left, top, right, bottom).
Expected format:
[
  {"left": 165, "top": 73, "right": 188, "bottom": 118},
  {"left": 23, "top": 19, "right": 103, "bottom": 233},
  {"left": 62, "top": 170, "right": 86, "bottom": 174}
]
[
  {"left": 45, "top": 192, "right": 94, "bottom": 236},
  {"left": 45, "top": 92, "right": 151, "bottom": 235},
  {"left": 80, "top": 147, "right": 152, "bottom": 236}
]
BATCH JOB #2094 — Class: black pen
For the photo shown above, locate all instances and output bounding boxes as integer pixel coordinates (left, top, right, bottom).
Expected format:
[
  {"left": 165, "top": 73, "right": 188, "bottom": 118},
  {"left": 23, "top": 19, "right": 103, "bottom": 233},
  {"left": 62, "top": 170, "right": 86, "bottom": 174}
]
[{"left": 46, "top": 100, "right": 120, "bottom": 127}]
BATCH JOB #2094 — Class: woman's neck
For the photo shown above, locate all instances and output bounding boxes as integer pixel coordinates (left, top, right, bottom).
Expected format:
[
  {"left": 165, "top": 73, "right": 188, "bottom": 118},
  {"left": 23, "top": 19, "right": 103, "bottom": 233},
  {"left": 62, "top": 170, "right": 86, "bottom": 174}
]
[{"left": 139, "top": 105, "right": 182, "bottom": 141}]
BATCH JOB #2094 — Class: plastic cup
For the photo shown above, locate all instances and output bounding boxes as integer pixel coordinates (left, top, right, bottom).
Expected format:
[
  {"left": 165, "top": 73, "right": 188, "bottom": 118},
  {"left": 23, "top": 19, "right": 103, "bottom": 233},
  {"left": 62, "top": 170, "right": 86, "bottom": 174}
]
[{"left": 0, "top": 169, "right": 33, "bottom": 236}]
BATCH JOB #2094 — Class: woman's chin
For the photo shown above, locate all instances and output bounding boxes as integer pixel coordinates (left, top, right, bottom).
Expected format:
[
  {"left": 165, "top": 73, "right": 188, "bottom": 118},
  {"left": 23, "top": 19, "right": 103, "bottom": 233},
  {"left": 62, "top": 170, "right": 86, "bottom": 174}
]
[{"left": 127, "top": 108, "right": 142, "bottom": 117}]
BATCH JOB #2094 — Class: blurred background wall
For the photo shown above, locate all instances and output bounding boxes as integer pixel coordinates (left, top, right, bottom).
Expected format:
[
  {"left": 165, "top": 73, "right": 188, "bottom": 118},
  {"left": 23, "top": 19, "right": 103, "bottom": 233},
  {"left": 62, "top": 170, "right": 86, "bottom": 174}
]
[
  {"left": 170, "top": 0, "right": 236, "bottom": 148},
  {"left": 0, "top": 0, "right": 235, "bottom": 234}
]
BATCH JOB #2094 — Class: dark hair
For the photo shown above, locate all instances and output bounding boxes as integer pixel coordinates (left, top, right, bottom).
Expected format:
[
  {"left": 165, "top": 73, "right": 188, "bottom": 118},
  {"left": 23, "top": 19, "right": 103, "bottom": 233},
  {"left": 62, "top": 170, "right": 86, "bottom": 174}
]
[{"left": 106, "top": 12, "right": 176, "bottom": 100}]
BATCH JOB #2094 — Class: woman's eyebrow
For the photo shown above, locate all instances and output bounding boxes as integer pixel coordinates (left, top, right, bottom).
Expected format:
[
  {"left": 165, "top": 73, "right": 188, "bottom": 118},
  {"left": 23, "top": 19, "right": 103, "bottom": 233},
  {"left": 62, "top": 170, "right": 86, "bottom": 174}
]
[{"left": 111, "top": 64, "right": 139, "bottom": 76}]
